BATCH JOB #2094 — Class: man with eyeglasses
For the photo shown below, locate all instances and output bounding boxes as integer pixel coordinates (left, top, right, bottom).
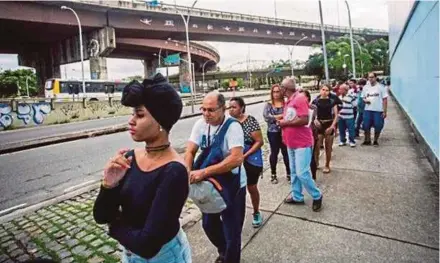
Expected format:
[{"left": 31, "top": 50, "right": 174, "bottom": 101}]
[
  {"left": 184, "top": 91, "right": 246, "bottom": 263},
  {"left": 361, "top": 72, "right": 388, "bottom": 146},
  {"left": 279, "top": 77, "right": 323, "bottom": 212}
]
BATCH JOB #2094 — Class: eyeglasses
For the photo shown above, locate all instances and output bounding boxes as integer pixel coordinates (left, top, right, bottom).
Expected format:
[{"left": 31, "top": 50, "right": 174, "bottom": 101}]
[{"left": 200, "top": 106, "right": 221, "bottom": 113}]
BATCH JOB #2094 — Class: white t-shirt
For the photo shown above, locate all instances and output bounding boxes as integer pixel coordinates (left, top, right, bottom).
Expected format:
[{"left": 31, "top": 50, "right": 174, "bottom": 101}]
[
  {"left": 189, "top": 116, "right": 247, "bottom": 188},
  {"left": 362, "top": 83, "right": 388, "bottom": 112}
]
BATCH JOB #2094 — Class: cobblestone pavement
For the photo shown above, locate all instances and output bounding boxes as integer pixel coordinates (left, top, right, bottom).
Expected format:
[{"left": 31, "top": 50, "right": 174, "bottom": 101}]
[{"left": 0, "top": 123, "right": 271, "bottom": 263}]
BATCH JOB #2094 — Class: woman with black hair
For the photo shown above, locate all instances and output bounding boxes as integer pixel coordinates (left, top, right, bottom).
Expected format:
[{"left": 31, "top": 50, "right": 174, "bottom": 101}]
[
  {"left": 93, "top": 73, "right": 191, "bottom": 263},
  {"left": 229, "top": 97, "right": 264, "bottom": 228}
]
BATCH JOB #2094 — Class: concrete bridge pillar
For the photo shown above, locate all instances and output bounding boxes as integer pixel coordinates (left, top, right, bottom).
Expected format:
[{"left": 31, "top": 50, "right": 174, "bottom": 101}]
[
  {"left": 18, "top": 47, "right": 61, "bottom": 95},
  {"left": 90, "top": 57, "right": 108, "bottom": 80}
]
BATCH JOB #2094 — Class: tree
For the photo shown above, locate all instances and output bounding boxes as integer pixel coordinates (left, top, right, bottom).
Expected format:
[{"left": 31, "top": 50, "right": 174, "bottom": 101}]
[
  {"left": 304, "top": 53, "right": 324, "bottom": 87},
  {"left": 0, "top": 69, "right": 37, "bottom": 97},
  {"left": 307, "top": 35, "right": 389, "bottom": 79}
]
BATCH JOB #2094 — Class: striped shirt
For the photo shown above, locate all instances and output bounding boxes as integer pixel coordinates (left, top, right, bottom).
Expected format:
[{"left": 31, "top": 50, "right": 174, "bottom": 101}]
[{"left": 338, "top": 94, "right": 356, "bottom": 119}]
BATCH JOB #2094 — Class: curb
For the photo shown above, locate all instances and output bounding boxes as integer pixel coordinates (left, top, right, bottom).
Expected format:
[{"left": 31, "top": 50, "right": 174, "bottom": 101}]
[
  {"left": 0, "top": 99, "right": 267, "bottom": 155},
  {"left": 0, "top": 179, "right": 101, "bottom": 224}
]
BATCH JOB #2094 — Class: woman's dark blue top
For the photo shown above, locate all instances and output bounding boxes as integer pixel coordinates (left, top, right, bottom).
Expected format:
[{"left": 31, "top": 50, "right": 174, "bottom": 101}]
[{"left": 93, "top": 151, "right": 189, "bottom": 259}]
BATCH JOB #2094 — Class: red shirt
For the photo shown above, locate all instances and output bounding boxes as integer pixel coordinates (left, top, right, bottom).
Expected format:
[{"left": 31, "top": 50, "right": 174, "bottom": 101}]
[{"left": 282, "top": 93, "right": 314, "bottom": 149}]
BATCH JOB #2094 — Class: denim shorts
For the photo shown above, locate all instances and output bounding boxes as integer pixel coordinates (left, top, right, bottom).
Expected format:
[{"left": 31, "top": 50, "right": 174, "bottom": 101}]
[
  {"left": 362, "top": 110, "right": 385, "bottom": 132},
  {"left": 121, "top": 229, "right": 192, "bottom": 263}
]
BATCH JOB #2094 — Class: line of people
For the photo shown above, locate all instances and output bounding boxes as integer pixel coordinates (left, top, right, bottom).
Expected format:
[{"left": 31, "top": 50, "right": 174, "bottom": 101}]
[{"left": 92, "top": 72, "right": 387, "bottom": 263}]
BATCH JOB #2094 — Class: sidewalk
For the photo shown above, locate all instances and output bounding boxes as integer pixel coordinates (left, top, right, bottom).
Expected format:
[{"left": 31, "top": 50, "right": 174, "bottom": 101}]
[{"left": 0, "top": 96, "right": 438, "bottom": 262}]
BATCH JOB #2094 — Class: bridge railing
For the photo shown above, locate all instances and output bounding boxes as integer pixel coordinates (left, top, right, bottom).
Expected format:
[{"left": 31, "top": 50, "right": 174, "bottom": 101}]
[{"left": 72, "top": 0, "right": 388, "bottom": 36}]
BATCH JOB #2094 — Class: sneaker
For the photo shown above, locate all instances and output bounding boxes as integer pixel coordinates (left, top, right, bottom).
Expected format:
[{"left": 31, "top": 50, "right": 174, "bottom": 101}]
[
  {"left": 349, "top": 142, "right": 356, "bottom": 147},
  {"left": 270, "top": 174, "right": 278, "bottom": 184},
  {"left": 362, "top": 141, "right": 372, "bottom": 146},
  {"left": 312, "top": 196, "right": 323, "bottom": 212},
  {"left": 373, "top": 141, "right": 379, "bottom": 147},
  {"left": 339, "top": 142, "right": 346, "bottom": 146},
  {"left": 284, "top": 196, "right": 305, "bottom": 205},
  {"left": 252, "top": 212, "right": 263, "bottom": 228}
]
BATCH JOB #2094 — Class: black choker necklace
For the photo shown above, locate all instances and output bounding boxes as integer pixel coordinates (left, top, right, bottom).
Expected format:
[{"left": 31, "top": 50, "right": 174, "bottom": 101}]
[{"left": 145, "top": 143, "right": 170, "bottom": 153}]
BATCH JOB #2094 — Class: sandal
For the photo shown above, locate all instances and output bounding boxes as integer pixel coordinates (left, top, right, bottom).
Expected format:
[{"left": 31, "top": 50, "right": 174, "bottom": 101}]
[
  {"left": 270, "top": 175, "right": 278, "bottom": 184},
  {"left": 323, "top": 167, "right": 331, "bottom": 173}
]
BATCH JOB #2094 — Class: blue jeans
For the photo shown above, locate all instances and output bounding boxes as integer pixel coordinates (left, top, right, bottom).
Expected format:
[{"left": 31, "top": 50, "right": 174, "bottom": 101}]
[
  {"left": 202, "top": 187, "right": 246, "bottom": 263},
  {"left": 287, "top": 147, "right": 322, "bottom": 201},
  {"left": 121, "top": 229, "right": 191, "bottom": 263},
  {"left": 338, "top": 118, "right": 356, "bottom": 144},
  {"left": 355, "top": 111, "right": 364, "bottom": 136}
]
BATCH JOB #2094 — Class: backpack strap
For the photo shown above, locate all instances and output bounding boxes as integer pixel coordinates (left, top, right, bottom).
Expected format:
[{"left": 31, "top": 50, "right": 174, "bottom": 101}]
[{"left": 213, "top": 118, "right": 237, "bottom": 146}]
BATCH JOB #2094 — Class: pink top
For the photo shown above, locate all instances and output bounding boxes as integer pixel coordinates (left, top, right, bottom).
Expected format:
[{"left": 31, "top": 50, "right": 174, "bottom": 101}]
[{"left": 282, "top": 93, "right": 314, "bottom": 149}]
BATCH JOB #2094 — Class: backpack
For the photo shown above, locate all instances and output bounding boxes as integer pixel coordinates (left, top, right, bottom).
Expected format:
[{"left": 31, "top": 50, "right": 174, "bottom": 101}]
[{"left": 189, "top": 118, "right": 242, "bottom": 214}]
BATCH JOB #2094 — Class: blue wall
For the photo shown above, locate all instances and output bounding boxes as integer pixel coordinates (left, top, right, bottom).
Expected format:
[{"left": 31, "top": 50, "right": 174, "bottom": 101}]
[{"left": 389, "top": 1, "right": 439, "bottom": 159}]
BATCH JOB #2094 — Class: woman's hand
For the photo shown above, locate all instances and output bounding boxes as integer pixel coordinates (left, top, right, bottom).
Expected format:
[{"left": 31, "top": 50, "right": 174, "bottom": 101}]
[
  {"left": 103, "top": 148, "right": 132, "bottom": 188},
  {"left": 314, "top": 119, "right": 322, "bottom": 129},
  {"left": 274, "top": 114, "right": 283, "bottom": 120},
  {"left": 325, "top": 126, "right": 335, "bottom": 135}
]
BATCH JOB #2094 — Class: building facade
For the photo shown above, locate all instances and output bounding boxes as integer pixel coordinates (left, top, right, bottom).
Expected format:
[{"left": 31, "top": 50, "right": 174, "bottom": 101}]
[{"left": 388, "top": 0, "right": 439, "bottom": 173}]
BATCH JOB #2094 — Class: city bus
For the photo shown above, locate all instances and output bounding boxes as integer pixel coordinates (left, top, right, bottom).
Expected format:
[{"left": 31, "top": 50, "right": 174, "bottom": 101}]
[{"left": 44, "top": 79, "right": 129, "bottom": 101}]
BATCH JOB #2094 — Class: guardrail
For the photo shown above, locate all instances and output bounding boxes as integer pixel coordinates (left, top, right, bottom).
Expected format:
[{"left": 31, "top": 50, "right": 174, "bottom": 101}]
[{"left": 71, "top": 0, "right": 388, "bottom": 36}]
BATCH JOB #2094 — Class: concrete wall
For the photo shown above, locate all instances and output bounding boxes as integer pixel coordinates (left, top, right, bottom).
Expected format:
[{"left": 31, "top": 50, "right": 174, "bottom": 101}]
[
  {"left": 0, "top": 99, "right": 131, "bottom": 130},
  {"left": 388, "top": 1, "right": 439, "bottom": 170}
]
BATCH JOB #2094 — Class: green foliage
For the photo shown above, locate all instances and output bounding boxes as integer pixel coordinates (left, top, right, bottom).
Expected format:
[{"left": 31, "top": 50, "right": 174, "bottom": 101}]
[
  {"left": 0, "top": 69, "right": 37, "bottom": 97},
  {"left": 306, "top": 36, "right": 389, "bottom": 79}
]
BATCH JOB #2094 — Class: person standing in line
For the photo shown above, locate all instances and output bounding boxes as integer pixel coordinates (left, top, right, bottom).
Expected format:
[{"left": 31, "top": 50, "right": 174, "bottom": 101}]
[
  {"left": 348, "top": 79, "right": 360, "bottom": 121},
  {"left": 229, "top": 97, "right": 264, "bottom": 228},
  {"left": 355, "top": 78, "right": 367, "bottom": 137},
  {"left": 93, "top": 74, "right": 191, "bottom": 263},
  {"left": 338, "top": 84, "right": 357, "bottom": 147},
  {"left": 184, "top": 92, "right": 246, "bottom": 263},
  {"left": 301, "top": 89, "right": 319, "bottom": 180},
  {"left": 279, "top": 77, "right": 323, "bottom": 212},
  {"left": 362, "top": 72, "right": 388, "bottom": 146},
  {"left": 263, "top": 84, "right": 291, "bottom": 184},
  {"left": 312, "top": 84, "right": 339, "bottom": 173}
]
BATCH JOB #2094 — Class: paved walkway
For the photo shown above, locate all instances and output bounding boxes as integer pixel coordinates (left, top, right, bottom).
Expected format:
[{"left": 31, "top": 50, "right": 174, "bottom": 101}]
[{"left": 0, "top": 96, "right": 438, "bottom": 262}]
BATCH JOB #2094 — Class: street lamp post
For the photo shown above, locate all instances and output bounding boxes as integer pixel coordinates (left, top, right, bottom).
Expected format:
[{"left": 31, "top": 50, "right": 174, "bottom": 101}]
[
  {"left": 61, "top": 6, "right": 86, "bottom": 98},
  {"left": 345, "top": 0, "right": 356, "bottom": 78},
  {"left": 287, "top": 36, "right": 308, "bottom": 78},
  {"left": 343, "top": 54, "right": 349, "bottom": 76},
  {"left": 318, "top": 0, "right": 330, "bottom": 84},
  {"left": 174, "top": 0, "right": 198, "bottom": 113},
  {"left": 352, "top": 39, "right": 364, "bottom": 76},
  {"left": 202, "top": 59, "right": 216, "bottom": 93}
]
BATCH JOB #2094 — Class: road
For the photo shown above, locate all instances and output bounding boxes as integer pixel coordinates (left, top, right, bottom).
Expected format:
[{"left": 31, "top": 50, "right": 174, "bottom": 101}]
[
  {"left": 0, "top": 91, "right": 267, "bottom": 146},
  {"left": 0, "top": 103, "right": 267, "bottom": 212}
]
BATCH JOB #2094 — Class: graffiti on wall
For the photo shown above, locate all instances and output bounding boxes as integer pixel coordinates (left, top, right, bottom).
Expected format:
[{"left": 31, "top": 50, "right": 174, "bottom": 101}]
[{"left": 0, "top": 102, "right": 51, "bottom": 128}]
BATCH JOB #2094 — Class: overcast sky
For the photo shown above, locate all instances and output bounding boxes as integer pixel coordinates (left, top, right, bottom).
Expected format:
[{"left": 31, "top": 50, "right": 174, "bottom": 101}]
[{"left": 0, "top": 0, "right": 388, "bottom": 79}]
